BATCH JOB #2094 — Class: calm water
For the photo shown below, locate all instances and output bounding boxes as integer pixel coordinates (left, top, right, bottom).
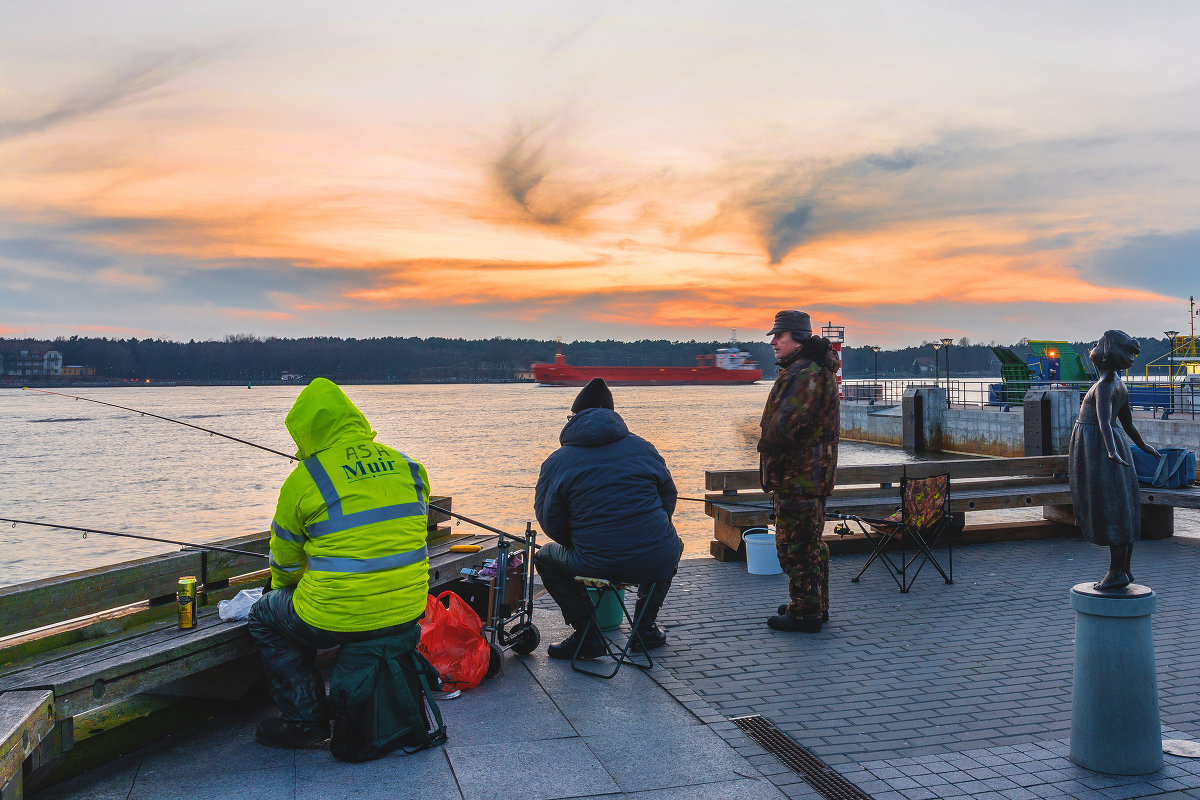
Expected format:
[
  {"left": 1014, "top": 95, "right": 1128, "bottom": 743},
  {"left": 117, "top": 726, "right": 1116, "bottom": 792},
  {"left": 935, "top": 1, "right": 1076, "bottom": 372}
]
[{"left": 0, "top": 383, "right": 932, "bottom": 586}]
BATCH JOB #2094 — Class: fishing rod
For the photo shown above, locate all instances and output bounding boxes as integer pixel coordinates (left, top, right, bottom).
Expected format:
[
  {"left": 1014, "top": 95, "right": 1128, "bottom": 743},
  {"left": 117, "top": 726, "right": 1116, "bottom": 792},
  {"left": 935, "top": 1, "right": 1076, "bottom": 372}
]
[
  {"left": 0, "top": 517, "right": 269, "bottom": 559},
  {"left": 28, "top": 388, "right": 534, "bottom": 546},
  {"left": 677, "top": 495, "right": 775, "bottom": 509},
  {"left": 22, "top": 388, "right": 296, "bottom": 460}
]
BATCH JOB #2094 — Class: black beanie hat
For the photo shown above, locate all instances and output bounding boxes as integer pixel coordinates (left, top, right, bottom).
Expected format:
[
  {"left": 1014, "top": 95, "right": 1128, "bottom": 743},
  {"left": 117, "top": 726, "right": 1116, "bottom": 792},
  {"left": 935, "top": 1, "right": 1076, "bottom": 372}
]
[{"left": 571, "top": 378, "right": 614, "bottom": 413}]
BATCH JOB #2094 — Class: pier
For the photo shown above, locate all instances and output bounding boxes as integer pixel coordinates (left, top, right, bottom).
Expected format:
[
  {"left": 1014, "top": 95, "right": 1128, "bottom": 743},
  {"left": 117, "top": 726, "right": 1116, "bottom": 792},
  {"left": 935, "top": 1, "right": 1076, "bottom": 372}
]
[
  {"left": 27, "top": 529, "right": 1200, "bottom": 800},
  {"left": 6, "top": 423, "right": 1199, "bottom": 799}
]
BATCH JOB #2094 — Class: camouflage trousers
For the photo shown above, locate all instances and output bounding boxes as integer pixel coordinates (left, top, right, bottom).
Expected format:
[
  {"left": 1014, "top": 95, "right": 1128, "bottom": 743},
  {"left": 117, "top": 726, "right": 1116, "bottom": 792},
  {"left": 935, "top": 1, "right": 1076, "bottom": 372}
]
[{"left": 774, "top": 494, "right": 829, "bottom": 622}]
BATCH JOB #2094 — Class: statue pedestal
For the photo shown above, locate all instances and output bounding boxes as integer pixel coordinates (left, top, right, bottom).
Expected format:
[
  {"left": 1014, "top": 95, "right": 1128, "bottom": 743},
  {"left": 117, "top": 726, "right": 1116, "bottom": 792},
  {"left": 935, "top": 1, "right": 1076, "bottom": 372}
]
[{"left": 1070, "top": 582, "right": 1162, "bottom": 774}]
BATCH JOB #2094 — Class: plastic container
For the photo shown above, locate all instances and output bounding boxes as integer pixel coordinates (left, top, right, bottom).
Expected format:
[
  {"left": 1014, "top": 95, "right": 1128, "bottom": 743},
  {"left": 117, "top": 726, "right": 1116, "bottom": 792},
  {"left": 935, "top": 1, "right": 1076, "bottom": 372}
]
[
  {"left": 743, "top": 528, "right": 782, "bottom": 575},
  {"left": 585, "top": 586, "right": 626, "bottom": 630}
]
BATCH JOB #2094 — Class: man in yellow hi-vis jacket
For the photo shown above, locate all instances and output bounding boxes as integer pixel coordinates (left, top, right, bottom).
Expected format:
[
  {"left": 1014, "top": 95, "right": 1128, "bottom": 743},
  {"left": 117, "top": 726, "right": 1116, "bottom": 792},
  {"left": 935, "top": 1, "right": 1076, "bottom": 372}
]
[{"left": 249, "top": 378, "right": 430, "bottom": 748}]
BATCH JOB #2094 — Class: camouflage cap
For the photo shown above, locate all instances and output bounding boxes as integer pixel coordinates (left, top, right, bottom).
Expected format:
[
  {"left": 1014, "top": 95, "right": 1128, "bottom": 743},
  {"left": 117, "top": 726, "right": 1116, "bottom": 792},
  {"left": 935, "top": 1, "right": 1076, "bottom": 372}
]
[{"left": 766, "top": 310, "right": 812, "bottom": 337}]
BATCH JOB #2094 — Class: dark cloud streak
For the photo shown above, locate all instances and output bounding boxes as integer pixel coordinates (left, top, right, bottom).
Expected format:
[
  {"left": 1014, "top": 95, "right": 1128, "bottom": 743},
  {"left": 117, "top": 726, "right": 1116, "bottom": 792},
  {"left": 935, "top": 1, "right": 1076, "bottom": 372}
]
[
  {"left": 492, "top": 124, "right": 601, "bottom": 227},
  {"left": 0, "top": 51, "right": 205, "bottom": 142},
  {"left": 726, "top": 129, "right": 1189, "bottom": 266}
]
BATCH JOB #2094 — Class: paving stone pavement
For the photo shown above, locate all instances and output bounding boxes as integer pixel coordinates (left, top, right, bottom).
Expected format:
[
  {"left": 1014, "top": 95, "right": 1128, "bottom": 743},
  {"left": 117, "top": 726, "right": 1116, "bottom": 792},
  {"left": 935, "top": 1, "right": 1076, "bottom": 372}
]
[
  {"left": 647, "top": 534, "right": 1200, "bottom": 798},
  {"left": 34, "top": 602, "right": 790, "bottom": 800},
  {"left": 31, "top": 534, "right": 1200, "bottom": 800}
]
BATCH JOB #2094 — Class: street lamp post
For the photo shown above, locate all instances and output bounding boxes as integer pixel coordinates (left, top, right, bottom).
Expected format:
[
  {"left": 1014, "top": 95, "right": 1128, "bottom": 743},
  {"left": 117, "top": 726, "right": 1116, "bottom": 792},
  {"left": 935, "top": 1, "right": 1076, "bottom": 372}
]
[
  {"left": 1164, "top": 331, "right": 1180, "bottom": 420},
  {"left": 940, "top": 337, "right": 954, "bottom": 408},
  {"left": 870, "top": 345, "right": 880, "bottom": 405},
  {"left": 932, "top": 342, "right": 942, "bottom": 387}
]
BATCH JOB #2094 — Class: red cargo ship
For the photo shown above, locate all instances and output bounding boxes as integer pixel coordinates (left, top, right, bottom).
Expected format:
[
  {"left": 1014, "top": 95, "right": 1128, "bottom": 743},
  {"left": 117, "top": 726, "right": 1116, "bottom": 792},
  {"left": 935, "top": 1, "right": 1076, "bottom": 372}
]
[{"left": 532, "top": 347, "right": 762, "bottom": 386}]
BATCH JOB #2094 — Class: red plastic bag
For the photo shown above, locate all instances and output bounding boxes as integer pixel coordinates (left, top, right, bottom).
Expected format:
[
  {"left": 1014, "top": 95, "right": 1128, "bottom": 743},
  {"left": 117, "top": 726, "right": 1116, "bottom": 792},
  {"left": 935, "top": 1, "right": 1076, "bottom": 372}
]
[{"left": 417, "top": 591, "right": 490, "bottom": 691}]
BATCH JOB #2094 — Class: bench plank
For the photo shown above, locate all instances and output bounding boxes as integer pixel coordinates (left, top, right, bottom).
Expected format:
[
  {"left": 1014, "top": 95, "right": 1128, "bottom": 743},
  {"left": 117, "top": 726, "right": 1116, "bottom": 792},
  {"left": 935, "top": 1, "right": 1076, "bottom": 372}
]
[
  {"left": 1141, "top": 487, "right": 1200, "bottom": 509},
  {"left": 0, "top": 610, "right": 253, "bottom": 719},
  {"left": 707, "top": 483, "right": 1074, "bottom": 528},
  {"left": 1, "top": 689, "right": 54, "bottom": 799},
  {"left": 0, "top": 552, "right": 203, "bottom": 640},
  {"left": 705, "top": 456, "right": 1069, "bottom": 491}
]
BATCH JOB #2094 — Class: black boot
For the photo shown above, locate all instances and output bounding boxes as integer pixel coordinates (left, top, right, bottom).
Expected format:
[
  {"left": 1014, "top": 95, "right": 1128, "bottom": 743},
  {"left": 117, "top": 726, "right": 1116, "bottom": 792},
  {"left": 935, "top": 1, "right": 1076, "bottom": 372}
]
[
  {"left": 778, "top": 604, "right": 829, "bottom": 623},
  {"left": 547, "top": 629, "right": 605, "bottom": 660},
  {"left": 767, "top": 614, "right": 822, "bottom": 633},
  {"left": 255, "top": 716, "right": 329, "bottom": 748},
  {"left": 630, "top": 624, "right": 667, "bottom": 652}
]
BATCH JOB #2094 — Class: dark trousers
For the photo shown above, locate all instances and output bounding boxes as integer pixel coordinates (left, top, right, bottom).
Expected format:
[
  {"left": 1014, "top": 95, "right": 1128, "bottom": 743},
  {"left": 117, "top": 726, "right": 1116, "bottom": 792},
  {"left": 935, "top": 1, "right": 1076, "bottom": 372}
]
[
  {"left": 775, "top": 494, "right": 830, "bottom": 622},
  {"left": 248, "top": 586, "right": 418, "bottom": 725},
  {"left": 534, "top": 540, "right": 681, "bottom": 633}
]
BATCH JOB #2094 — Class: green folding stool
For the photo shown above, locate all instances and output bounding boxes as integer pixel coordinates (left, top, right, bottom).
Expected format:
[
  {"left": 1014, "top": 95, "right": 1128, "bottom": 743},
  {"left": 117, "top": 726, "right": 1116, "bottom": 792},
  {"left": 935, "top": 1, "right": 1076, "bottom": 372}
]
[{"left": 570, "top": 576, "right": 656, "bottom": 679}]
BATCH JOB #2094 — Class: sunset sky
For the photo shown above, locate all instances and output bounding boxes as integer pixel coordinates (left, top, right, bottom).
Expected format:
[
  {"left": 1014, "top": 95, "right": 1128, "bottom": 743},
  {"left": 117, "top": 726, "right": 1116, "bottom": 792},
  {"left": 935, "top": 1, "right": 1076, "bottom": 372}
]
[{"left": 2, "top": 1, "right": 1198, "bottom": 347}]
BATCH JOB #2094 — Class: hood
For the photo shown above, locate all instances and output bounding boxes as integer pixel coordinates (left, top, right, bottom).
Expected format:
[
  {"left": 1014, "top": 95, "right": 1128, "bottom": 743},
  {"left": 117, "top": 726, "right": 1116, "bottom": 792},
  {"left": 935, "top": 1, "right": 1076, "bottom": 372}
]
[
  {"left": 778, "top": 336, "right": 839, "bottom": 372},
  {"left": 285, "top": 378, "right": 377, "bottom": 459},
  {"left": 559, "top": 407, "right": 629, "bottom": 448}
]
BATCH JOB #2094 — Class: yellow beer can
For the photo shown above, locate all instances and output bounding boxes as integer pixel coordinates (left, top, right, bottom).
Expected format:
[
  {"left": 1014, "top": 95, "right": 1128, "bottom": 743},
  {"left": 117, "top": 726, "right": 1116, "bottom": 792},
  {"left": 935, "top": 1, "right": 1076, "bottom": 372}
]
[{"left": 177, "top": 576, "right": 197, "bottom": 629}]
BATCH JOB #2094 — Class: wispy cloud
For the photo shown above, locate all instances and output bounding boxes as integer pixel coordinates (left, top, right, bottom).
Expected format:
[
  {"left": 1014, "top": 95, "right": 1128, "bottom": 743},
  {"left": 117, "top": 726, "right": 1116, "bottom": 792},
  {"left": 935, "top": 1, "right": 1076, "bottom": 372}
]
[
  {"left": 491, "top": 123, "right": 605, "bottom": 228},
  {"left": 0, "top": 51, "right": 206, "bottom": 142},
  {"left": 720, "top": 129, "right": 1193, "bottom": 266}
]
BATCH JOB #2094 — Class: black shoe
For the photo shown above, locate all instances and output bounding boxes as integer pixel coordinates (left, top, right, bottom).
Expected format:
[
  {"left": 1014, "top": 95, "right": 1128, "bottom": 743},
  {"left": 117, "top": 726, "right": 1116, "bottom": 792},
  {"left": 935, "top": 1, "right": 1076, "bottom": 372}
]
[
  {"left": 778, "top": 604, "right": 829, "bottom": 623},
  {"left": 630, "top": 624, "right": 667, "bottom": 652},
  {"left": 255, "top": 716, "right": 329, "bottom": 748},
  {"left": 547, "top": 630, "right": 606, "bottom": 660},
  {"left": 767, "top": 614, "right": 822, "bottom": 633}
]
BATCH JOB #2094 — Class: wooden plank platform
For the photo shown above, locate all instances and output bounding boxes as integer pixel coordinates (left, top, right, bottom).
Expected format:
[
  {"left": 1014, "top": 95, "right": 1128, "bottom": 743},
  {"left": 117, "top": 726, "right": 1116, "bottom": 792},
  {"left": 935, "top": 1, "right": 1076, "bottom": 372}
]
[{"left": 0, "top": 495, "right": 504, "bottom": 794}]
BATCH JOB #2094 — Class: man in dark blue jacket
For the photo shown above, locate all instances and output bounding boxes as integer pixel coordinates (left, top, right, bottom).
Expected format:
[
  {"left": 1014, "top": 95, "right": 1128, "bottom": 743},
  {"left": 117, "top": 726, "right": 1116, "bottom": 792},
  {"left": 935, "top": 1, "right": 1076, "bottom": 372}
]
[{"left": 534, "top": 378, "right": 683, "bottom": 659}]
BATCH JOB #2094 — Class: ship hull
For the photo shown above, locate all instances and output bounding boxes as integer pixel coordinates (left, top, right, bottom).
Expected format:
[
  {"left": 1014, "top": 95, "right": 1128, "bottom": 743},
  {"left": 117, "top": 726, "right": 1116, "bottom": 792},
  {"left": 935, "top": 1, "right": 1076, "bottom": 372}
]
[{"left": 532, "top": 364, "right": 761, "bottom": 386}]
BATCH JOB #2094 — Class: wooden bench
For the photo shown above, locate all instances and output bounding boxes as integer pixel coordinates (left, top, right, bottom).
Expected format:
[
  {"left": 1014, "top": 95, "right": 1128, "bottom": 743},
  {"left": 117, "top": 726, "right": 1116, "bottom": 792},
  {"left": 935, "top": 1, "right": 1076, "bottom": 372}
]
[
  {"left": 704, "top": 456, "right": 1199, "bottom": 559},
  {"left": 0, "top": 497, "right": 496, "bottom": 797}
]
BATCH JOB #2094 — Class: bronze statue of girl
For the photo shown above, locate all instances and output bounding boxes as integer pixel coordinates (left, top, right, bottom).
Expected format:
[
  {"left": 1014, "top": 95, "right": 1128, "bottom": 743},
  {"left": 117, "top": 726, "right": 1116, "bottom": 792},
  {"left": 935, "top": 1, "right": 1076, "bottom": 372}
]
[{"left": 1069, "top": 330, "right": 1159, "bottom": 591}]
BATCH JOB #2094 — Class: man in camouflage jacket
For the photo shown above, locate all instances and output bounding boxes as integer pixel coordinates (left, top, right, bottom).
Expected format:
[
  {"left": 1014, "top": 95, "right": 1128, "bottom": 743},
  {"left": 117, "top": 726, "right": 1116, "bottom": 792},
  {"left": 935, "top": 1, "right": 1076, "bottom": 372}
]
[{"left": 758, "top": 310, "right": 840, "bottom": 633}]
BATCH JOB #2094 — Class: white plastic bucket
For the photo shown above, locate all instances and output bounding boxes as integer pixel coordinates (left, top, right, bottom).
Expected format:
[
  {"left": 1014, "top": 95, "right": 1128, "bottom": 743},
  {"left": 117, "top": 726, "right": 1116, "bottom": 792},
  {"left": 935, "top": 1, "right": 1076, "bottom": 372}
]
[{"left": 742, "top": 528, "right": 782, "bottom": 575}]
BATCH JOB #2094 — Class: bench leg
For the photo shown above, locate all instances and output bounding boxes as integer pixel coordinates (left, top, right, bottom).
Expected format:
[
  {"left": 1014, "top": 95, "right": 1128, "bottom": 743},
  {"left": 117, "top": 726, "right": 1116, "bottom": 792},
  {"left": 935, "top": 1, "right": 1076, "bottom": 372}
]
[
  {"left": 713, "top": 521, "right": 748, "bottom": 559},
  {"left": 1043, "top": 504, "right": 1077, "bottom": 527},
  {"left": 0, "top": 770, "right": 20, "bottom": 800},
  {"left": 1142, "top": 506, "right": 1174, "bottom": 540},
  {"left": 709, "top": 540, "right": 743, "bottom": 562}
]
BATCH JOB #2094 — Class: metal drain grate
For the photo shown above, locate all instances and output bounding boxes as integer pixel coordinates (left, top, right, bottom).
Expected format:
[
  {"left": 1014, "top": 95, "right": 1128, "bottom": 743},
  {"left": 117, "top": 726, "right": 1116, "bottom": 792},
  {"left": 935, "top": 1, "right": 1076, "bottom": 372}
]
[{"left": 732, "top": 714, "right": 873, "bottom": 800}]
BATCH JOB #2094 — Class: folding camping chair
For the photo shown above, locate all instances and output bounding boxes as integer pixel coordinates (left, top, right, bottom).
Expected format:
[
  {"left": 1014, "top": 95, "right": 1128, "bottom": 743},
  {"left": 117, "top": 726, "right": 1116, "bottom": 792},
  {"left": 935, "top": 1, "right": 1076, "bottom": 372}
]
[
  {"left": 835, "top": 472, "right": 953, "bottom": 593},
  {"left": 569, "top": 576, "right": 656, "bottom": 679}
]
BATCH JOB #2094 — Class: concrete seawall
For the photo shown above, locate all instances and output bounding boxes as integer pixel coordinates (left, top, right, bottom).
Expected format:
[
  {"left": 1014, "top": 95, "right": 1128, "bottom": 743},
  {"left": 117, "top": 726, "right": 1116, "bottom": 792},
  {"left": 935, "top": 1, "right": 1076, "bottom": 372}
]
[{"left": 842, "top": 386, "right": 1199, "bottom": 477}]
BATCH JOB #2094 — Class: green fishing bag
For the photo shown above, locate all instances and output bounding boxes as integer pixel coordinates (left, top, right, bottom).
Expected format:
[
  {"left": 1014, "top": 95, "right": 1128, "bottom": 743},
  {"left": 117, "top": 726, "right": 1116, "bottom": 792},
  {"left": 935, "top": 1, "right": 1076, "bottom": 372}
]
[{"left": 329, "top": 625, "right": 447, "bottom": 762}]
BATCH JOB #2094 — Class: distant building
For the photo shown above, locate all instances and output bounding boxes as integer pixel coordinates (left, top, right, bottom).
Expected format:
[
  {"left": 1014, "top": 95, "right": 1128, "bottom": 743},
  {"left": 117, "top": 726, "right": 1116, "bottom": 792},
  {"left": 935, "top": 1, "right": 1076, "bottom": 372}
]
[
  {"left": 4, "top": 350, "right": 46, "bottom": 377},
  {"left": 2, "top": 349, "right": 65, "bottom": 377},
  {"left": 280, "top": 371, "right": 303, "bottom": 382},
  {"left": 43, "top": 350, "right": 62, "bottom": 375},
  {"left": 62, "top": 365, "right": 96, "bottom": 377},
  {"left": 912, "top": 356, "right": 936, "bottom": 374}
]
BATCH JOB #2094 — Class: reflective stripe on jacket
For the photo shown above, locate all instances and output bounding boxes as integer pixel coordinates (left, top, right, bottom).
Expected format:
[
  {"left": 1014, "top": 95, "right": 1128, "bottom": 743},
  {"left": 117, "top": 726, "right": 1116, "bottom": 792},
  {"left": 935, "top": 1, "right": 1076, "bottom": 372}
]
[{"left": 270, "top": 378, "right": 430, "bottom": 632}]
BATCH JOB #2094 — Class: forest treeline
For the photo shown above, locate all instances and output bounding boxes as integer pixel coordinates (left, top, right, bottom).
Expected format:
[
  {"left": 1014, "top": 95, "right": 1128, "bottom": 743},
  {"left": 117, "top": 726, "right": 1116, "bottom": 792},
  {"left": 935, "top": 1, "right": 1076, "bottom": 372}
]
[{"left": 3, "top": 333, "right": 1175, "bottom": 383}]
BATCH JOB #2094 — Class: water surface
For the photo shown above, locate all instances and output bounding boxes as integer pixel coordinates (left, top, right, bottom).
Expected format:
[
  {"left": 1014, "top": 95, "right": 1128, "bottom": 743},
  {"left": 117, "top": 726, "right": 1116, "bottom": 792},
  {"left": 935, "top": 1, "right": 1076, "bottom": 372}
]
[{"left": 2, "top": 383, "right": 935, "bottom": 585}]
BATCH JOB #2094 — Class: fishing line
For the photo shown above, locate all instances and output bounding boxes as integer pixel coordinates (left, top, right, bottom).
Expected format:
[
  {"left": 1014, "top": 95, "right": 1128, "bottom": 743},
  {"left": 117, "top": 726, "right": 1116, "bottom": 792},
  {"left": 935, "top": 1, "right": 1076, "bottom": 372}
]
[
  {"left": 0, "top": 517, "right": 268, "bottom": 559},
  {"left": 22, "top": 388, "right": 296, "bottom": 460},
  {"left": 28, "top": 388, "right": 534, "bottom": 545},
  {"left": 677, "top": 495, "right": 775, "bottom": 509}
]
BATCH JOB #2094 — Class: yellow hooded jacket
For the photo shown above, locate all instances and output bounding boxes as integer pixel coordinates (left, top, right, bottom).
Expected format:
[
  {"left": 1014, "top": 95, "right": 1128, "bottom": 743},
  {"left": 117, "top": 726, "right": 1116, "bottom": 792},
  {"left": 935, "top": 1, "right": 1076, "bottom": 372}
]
[{"left": 270, "top": 378, "right": 429, "bottom": 632}]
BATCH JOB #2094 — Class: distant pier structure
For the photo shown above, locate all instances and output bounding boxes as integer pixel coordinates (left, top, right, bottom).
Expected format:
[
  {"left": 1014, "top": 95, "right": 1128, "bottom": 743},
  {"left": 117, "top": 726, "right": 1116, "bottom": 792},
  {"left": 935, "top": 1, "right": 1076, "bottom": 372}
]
[{"left": 822, "top": 322, "right": 845, "bottom": 395}]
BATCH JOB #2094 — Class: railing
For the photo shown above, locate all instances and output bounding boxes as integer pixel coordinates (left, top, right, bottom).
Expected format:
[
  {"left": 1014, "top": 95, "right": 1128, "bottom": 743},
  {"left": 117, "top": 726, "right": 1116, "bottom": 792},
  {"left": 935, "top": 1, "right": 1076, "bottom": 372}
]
[{"left": 842, "top": 378, "right": 1199, "bottom": 419}]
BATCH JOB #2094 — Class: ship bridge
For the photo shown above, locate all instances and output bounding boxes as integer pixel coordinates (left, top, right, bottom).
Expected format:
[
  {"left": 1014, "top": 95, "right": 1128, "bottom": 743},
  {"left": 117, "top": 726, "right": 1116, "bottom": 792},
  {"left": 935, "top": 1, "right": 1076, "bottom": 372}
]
[{"left": 699, "top": 348, "right": 759, "bottom": 371}]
